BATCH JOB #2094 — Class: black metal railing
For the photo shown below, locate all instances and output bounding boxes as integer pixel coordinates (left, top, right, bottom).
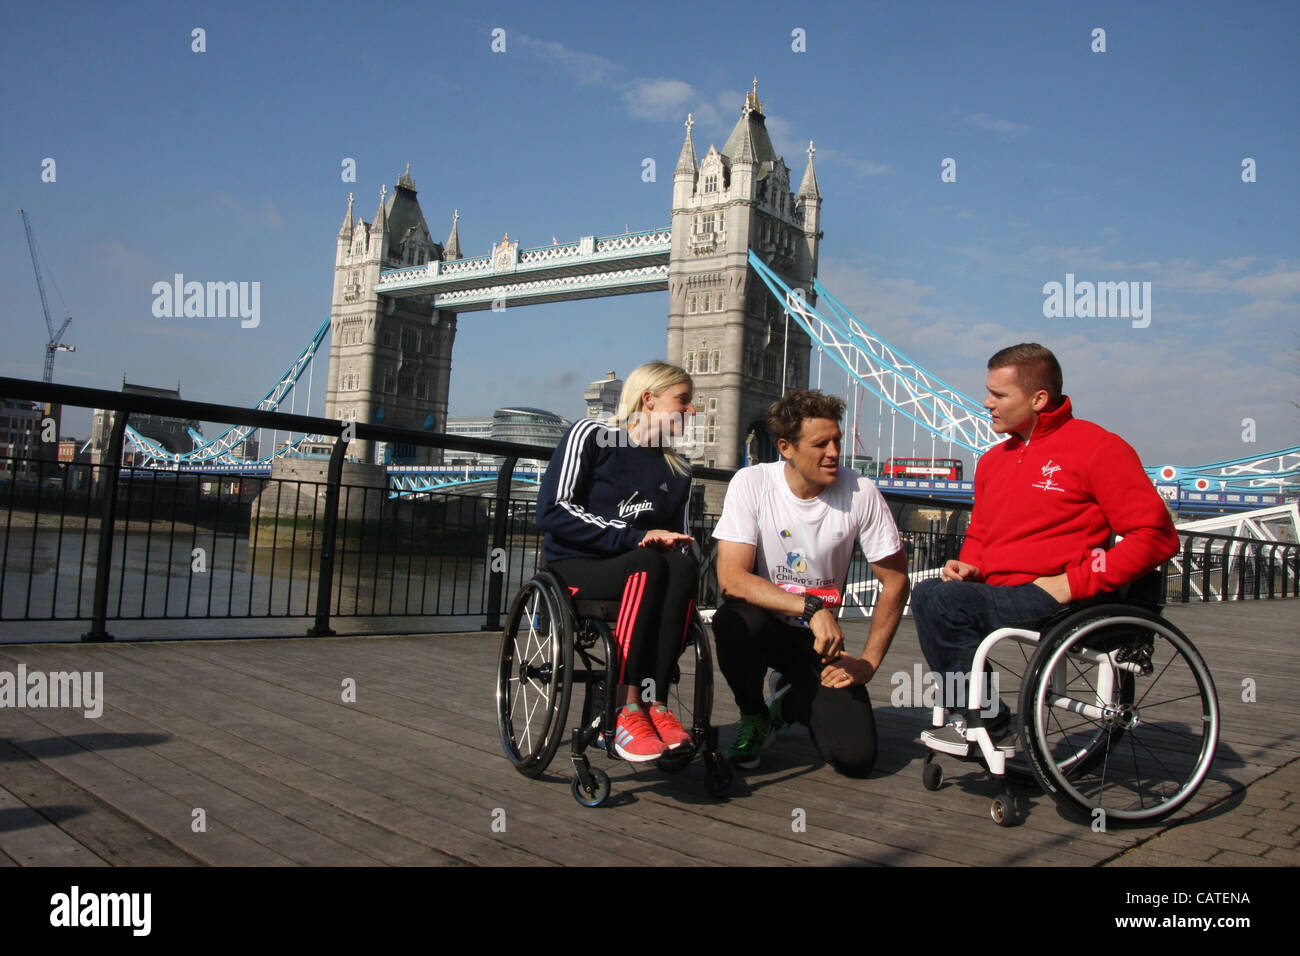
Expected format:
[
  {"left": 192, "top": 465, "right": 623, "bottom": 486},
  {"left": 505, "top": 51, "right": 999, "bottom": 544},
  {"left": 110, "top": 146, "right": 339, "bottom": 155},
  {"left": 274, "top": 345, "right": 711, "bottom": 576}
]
[
  {"left": 0, "top": 376, "right": 742, "bottom": 640},
  {"left": 1, "top": 375, "right": 1294, "bottom": 642}
]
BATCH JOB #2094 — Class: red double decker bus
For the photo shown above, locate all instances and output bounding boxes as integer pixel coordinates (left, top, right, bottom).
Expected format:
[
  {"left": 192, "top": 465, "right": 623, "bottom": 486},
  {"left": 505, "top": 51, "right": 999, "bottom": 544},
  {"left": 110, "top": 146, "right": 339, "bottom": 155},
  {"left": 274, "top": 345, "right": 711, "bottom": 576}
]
[{"left": 881, "top": 458, "right": 963, "bottom": 480}]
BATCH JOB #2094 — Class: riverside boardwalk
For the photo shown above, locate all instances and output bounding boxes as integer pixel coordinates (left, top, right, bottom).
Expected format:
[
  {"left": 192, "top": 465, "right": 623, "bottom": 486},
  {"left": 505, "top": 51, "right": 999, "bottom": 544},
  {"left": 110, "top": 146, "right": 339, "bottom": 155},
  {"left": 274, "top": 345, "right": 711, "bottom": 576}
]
[{"left": 0, "top": 601, "right": 1294, "bottom": 867}]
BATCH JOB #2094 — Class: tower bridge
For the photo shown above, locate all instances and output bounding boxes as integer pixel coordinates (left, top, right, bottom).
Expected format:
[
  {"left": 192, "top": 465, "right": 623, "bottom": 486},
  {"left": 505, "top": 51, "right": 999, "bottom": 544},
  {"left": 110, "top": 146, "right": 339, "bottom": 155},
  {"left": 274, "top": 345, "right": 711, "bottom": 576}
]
[{"left": 113, "top": 79, "right": 1296, "bottom": 511}]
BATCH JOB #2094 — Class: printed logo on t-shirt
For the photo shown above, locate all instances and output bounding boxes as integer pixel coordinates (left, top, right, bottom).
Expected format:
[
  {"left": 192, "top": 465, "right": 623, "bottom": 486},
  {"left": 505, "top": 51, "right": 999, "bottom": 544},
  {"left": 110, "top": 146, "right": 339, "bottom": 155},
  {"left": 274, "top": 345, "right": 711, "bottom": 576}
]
[
  {"left": 617, "top": 491, "right": 655, "bottom": 519},
  {"left": 786, "top": 550, "right": 808, "bottom": 572},
  {"left": 1032, "top": 459, "right": 1066, "bottom": 493}
]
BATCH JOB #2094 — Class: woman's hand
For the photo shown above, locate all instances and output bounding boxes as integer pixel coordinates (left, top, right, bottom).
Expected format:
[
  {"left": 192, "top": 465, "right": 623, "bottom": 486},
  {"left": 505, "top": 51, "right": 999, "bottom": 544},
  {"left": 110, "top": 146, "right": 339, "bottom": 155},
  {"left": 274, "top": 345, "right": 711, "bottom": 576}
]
[{"left": 639, "top": 530, "right": 695, "bottom": 551}]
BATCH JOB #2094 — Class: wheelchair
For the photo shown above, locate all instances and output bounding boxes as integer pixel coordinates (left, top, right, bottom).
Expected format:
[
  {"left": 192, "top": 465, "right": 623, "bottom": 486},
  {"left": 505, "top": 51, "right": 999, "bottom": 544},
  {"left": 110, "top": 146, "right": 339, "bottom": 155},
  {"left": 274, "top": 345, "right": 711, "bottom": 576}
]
[
  {"left": 919, "top": 571, "right": 1220, "bottom": 827},
  {"left": 495, "top": 569, "right": 736, "bottom": 807}
]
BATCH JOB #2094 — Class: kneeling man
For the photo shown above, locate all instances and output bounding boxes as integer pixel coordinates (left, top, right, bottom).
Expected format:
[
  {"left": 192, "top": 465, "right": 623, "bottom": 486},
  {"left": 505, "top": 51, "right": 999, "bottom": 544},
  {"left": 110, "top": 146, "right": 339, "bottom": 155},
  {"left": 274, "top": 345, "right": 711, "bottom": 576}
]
[{"left": 712, "top": 390, "right": 910, "bottom": 776}]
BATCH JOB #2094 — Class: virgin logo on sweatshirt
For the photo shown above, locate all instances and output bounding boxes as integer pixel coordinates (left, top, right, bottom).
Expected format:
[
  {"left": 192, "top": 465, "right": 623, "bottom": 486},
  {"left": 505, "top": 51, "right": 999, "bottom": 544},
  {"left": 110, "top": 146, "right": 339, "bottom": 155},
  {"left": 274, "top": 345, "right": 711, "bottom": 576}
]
[
  {"left": 1032, "top": 460, "right": 1066, "bottom": 493},
  {"left": 617, "top": 491, "right": 655, "bottom": 519}
]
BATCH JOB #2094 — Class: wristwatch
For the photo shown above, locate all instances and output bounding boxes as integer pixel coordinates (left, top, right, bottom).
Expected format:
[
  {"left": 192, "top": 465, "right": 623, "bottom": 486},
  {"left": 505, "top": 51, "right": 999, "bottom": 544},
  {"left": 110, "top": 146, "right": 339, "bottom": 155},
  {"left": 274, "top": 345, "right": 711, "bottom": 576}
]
[{"left": 802, "top": 594, "right": 826, "bottom": 623}]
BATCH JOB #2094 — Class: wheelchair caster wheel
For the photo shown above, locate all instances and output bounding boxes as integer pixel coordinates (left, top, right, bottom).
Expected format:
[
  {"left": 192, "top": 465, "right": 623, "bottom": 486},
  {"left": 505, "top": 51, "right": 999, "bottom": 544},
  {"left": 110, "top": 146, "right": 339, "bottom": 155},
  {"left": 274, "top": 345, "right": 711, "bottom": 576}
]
[
  {"left": 571, "top": 767, "right": 611, "bottom": 808},
  {"left": 704, "top": 758, "right": 736, "bottom": 799},
  {"left": 990, "top": 791, "right": 1020, "bottom": 827},
  {"left": 922, "top": 756, "right": 943, "bottom": 792}
]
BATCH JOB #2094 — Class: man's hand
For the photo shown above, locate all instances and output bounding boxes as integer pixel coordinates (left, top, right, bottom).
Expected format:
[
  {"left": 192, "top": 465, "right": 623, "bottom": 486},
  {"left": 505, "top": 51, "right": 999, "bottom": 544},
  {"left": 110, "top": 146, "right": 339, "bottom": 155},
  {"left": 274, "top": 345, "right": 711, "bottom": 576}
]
[
  {"left": 940, "top": 559, "right": 983, "bottom": 583},
  {"left": 1032, "top": 572, "right": 1072, "bottom": 604},
  {"left": 639, "top": 530, "right": 694, "bottom": 551},
  {"left": 820, "top": 654, "right": 876, "bottom": 688},
  {"left": 809, "top": 607, "right": 844, "bottom": 661}
]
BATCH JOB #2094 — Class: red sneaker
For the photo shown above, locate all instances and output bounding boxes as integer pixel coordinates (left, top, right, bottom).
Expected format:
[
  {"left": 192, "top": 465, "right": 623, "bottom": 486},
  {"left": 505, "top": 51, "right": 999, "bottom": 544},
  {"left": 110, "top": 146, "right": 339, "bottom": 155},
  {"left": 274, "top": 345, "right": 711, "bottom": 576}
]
[
  {"left": 613, "top": 704, "right": 667, "bottom": 762},
  {"left": 649, "top": 704, "right": 693, "bottom": 752}
]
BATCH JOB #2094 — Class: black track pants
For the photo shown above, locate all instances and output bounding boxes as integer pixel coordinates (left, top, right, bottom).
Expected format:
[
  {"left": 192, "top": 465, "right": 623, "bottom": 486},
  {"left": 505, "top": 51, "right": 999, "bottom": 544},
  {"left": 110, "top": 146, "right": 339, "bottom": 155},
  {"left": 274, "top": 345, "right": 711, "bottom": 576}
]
[
  {"left": 712, "top": 599, "right": 877, "bottom": 777},
  {"left": 550, "top": 549, "right": 698, "bottom": 697}
]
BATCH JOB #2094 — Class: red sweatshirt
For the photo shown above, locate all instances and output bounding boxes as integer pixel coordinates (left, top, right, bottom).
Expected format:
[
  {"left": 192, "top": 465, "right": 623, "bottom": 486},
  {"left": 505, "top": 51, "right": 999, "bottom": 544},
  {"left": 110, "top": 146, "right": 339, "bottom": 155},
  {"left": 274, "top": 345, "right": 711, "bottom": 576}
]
[{"left": 959, "top": 397, "right": 1179, "bottom": 601}]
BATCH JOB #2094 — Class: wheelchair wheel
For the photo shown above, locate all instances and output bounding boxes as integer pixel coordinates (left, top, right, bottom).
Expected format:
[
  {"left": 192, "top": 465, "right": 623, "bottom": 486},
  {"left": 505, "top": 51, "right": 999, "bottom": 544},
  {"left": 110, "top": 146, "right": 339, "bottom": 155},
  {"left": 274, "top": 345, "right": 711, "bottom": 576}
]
[
  {"left": 1020, "top": 606, "right": 1218, "bottom": 824},
  {"left": 496, "top": 574, "right": 574, "bottom": 778},
  {"left": 922, "top": 752, "right": 943, "bottom": 791},
  {"left": 571, "top": 766, "right": 611, "bottom": 807}
]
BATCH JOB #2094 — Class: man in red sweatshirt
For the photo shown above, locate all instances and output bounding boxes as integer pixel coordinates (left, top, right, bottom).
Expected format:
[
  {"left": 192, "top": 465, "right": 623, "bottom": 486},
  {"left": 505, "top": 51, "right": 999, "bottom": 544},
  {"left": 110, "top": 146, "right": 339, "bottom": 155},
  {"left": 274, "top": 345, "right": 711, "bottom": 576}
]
[{"left": 913, "top": 343, "right": 1179, "bottom": 745}]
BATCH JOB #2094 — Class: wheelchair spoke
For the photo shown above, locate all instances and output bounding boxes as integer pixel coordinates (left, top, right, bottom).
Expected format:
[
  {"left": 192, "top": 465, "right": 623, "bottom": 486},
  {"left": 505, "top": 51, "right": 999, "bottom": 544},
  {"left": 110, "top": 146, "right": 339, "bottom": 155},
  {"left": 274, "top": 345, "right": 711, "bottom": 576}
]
[
  {"left": 1129, "top": 691, "right": 1205, "bottom": 712},
  {"left": 1127, "top": 728, "right": 1185, "bottom": 792},
  {"left": 1133, "top": 652, "right": 1180, "bottom": 710},
  {"left": 1046, "top": 712, "right": 1109, "bottom": 738},
  {"left": 1124, "top": 720, "right": 1207, "bottom": 743},
  {"left": 1064, "top": 654, "right": 1102, "bottom": 703}
]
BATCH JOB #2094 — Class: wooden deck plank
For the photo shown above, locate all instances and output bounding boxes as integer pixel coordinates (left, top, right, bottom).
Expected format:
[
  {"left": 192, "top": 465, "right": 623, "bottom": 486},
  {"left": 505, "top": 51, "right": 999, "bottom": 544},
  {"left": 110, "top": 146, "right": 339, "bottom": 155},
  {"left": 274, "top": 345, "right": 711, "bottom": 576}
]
[
  {"left": 0, "top": 708, "right": 291, "bottom": 866},
  {"left": 0, "top": 736, "right": 198, "bottom": 866},
  {"left": 0, "top": 781, "right": 109, "bottom": 867},
  {"left": 83, "top": 646, "right": 679, "bottom": 866},
  {"left": 0, "top": 599, "right": 1291, "bottom": 866},
  {"left": 96, "top": 642, "right": 740, "bottom": 866}
]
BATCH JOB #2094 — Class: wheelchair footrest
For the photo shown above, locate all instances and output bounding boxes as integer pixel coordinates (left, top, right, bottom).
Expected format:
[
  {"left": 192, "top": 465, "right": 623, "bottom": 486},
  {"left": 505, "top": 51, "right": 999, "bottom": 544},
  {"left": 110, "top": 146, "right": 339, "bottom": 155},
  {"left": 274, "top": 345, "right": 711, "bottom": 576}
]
[{"left": 920, "top": 732, "right": 972, "bottom": 759}]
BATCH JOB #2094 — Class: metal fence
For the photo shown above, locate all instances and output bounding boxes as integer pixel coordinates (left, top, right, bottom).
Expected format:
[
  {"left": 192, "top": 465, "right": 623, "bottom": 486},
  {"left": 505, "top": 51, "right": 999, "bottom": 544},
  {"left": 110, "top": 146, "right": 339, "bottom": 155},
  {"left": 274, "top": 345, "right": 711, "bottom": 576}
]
[{"left": 1, "top": 375, "right": 1295, "bottom": 643}]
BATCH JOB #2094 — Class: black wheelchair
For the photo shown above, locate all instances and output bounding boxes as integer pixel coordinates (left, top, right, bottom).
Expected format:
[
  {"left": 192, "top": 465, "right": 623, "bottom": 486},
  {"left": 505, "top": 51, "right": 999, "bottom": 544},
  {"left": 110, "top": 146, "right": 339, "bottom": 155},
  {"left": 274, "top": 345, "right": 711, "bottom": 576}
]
[
  {"left": 495, "top": 569, "right": 736, "bottom": 807},
  {"left": 920, "top": 571, "right": 1220, "bottom": 827}
]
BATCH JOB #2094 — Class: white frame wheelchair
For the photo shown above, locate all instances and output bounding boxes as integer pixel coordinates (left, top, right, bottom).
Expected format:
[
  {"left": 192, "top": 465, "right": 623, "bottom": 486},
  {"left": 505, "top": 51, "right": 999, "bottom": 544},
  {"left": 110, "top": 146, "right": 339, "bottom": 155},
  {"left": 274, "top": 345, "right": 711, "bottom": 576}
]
[
  {"left": 920, "top": 571, "right": 1220, "bottom": 827},
  {"left": 495, "top": 569, "right": 736, "bottom": 807}
]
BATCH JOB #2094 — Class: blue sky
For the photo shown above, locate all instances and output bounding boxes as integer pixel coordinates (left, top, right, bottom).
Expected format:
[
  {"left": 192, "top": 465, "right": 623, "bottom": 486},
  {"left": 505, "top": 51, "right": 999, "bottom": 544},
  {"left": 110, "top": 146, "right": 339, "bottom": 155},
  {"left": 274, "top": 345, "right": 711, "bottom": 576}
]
[{"left": 1, "top": 0, "right": 1296, "bottom": 470}]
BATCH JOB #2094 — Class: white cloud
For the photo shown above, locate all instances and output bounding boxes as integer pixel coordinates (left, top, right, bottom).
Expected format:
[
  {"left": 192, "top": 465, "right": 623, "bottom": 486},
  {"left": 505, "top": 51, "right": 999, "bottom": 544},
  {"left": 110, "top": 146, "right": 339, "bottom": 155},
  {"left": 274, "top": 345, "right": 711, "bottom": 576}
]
[
  {"left": 620, "top": 78, "right": 696, "bottom": 121},
  {"left": 514, "top": 35, "right": 619, "bottom": 86},
  {"left": 1233, "top": 269, "right": 1300, "bottom": 299},
  {"left": 966, "top": 112, "right": 1030, "bottom": 135}
]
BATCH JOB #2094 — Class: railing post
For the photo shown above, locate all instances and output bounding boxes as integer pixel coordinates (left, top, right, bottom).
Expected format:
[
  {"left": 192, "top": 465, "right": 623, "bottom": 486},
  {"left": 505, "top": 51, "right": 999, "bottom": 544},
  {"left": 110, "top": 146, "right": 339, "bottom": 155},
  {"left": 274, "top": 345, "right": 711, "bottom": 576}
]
[
  {"left": 82, "top": 414, "right": 128, "bottom": 642},
  {"left": 1200, "top": 537, "right": 1212, "bottom": 602},
  {"left": 1180, "top": 535, "right": 1193, "bottom": 604},
  {"left": 1222, "top": 540, "right": 1232, "bottom": 601},
  {"left": 483, "top": 455, "right": 518, "bottom": 631},
  {"left": 307, "top": 437, "right": 349, "bottom": 637}
]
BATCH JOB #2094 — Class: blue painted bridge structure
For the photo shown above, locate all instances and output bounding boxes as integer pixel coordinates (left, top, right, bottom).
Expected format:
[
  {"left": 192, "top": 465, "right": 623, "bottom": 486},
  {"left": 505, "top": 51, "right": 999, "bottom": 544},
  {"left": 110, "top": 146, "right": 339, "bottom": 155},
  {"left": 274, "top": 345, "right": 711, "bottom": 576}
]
[{"left": 119, "top": 232, "right": 1297, "bottom": 513}]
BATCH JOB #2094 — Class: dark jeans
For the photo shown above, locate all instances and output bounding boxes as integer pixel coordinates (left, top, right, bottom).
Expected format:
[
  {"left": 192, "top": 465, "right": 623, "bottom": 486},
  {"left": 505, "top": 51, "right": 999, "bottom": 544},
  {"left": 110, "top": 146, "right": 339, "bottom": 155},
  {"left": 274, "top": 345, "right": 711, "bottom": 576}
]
[
  {"left": 711, "top": 600, "right": 877, "bottom": 777},
  {"left": 911, "top": 577, "right": 1063, "bottom": 714}
]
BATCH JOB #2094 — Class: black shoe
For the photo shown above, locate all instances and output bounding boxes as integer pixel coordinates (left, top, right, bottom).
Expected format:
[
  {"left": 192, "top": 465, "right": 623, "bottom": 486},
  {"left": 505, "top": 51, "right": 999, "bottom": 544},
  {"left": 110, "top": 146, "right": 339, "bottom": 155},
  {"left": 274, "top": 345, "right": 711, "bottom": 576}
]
[{"left": 982, "top": 708, "right": 1017, "bottom": 749}]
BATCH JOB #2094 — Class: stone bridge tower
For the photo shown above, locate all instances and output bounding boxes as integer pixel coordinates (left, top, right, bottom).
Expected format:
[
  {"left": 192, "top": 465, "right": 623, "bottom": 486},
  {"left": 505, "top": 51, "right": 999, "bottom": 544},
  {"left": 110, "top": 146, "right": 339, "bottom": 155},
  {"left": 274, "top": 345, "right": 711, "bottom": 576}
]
[
  {"left": 667, "top": 80, "right": 823, "bottom": 468},
  {"left": 326, "top": 166, "right": 462, "bottom": 464}
]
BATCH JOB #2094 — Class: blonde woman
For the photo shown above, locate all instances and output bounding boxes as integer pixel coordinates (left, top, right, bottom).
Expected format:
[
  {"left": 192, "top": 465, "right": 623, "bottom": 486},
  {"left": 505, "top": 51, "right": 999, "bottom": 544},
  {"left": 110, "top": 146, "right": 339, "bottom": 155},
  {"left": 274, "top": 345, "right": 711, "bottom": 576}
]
[{"left": 536, "top": 361, "right": 699, "bottom": 762}]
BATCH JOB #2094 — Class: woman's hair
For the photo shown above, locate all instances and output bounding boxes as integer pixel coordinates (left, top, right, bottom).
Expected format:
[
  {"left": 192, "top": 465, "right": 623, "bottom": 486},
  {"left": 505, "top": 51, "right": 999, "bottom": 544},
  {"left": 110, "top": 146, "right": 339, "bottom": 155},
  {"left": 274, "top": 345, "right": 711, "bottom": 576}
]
[{"left": 611, "top": 360, "right": 693, "bottom": 476}]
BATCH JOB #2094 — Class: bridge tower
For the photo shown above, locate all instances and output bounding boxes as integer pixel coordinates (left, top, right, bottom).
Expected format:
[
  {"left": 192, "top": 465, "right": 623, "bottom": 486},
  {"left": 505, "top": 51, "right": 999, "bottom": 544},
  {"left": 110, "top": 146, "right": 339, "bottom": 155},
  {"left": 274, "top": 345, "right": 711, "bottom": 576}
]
[
  {"left": 326, "top": 166, "right": 461, "bottom": 464},
  {"left": 667, "top": 80, "right": 823, "bottom": 468}
]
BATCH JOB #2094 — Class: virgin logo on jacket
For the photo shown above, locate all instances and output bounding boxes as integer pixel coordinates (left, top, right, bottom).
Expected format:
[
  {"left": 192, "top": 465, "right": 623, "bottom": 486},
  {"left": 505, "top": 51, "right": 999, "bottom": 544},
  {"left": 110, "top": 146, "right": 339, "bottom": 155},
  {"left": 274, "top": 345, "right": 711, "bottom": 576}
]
[{"left": 1032, "top": 459, "right": 1066, "bottom": 493}]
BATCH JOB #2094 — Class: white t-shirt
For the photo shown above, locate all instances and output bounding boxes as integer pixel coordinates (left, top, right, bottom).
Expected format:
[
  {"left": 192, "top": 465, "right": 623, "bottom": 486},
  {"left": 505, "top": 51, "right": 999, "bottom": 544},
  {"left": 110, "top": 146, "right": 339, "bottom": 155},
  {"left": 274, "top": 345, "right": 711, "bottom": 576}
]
[{"left": 712, "top": 462, "right": 902, "bottom": 623}]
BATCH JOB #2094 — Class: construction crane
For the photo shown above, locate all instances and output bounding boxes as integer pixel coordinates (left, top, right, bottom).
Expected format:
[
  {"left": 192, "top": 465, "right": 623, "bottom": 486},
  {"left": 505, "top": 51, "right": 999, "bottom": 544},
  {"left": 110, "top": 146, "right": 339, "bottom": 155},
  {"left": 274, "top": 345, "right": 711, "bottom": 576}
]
[{"left": 18, "top": 208, "right": 75, "bottom": 382}]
